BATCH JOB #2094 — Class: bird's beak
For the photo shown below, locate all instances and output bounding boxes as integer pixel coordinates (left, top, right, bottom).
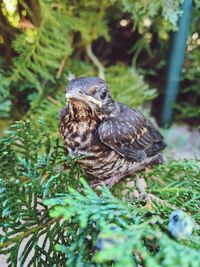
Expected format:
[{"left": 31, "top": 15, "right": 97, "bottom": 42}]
[{"left": 65, "top": 92, "right": 102, "bottom": 107}]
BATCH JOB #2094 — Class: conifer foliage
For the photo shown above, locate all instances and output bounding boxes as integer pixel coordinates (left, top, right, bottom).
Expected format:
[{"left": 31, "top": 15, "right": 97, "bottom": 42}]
[{"left": 0, "top": 120, "right": 200, "bottom": 266}]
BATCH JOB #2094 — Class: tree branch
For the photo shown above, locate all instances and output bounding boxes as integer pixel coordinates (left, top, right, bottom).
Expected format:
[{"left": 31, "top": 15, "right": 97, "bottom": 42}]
[{"left": 86, "top": 44, "right": 105, "bottom": 79}]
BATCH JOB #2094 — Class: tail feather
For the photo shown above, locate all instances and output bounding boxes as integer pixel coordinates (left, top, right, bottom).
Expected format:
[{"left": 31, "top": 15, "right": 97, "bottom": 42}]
[{"left": 145, "top": 141, "right": 166, "bottom": 157}]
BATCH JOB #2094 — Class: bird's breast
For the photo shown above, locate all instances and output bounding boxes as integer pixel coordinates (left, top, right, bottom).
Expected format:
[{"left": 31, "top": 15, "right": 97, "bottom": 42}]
[
  {"left": 61, "top": 114, "right": 106, "bottom": 157},
  {"left": 60, "top": 113, "right": 141, "bottom": 179}
]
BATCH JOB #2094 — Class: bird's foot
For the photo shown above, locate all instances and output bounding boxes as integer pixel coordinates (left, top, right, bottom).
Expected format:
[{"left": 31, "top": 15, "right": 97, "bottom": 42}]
[
  {"left": 134, "top": 177, "right": 152, "bottom": 209},
  {"left": 134, "top": 176, "right": 174, "bottom": 209},
  {"left": 90, "top": 176, "right": 122, "bottom": 189}
]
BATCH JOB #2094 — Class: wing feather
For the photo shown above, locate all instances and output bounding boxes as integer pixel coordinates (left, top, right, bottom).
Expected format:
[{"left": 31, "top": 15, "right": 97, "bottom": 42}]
[{"left": 98, "top": 107, "right": 165, "bottom": 161}]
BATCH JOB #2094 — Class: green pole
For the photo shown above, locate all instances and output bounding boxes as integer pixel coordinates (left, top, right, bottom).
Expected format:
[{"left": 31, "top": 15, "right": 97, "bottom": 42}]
[{"left": 161, "top": 0, "right": 193, "bottom": 127}]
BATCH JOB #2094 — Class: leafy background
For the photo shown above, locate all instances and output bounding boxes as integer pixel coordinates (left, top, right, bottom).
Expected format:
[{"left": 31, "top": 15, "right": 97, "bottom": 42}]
[{"left": 0, "top": 0, "right": 199, "bottom": 266}]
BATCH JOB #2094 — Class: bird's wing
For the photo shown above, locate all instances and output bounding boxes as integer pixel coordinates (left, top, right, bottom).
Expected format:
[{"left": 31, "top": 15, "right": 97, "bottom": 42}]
[
  {"left": 98, "top": 108, "right": 164, "bottom": 161},
  {"left": 60, "top": 107, "right": 67, "bottom": 121}
]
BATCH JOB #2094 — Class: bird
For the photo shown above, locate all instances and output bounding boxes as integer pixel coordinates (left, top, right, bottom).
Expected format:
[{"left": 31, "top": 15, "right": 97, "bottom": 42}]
[{"left": 60, "top": 77, "right": 166, "bottom": 188}]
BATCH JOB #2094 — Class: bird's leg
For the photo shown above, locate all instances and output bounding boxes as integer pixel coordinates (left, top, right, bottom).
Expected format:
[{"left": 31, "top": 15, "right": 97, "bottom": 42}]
[
  {"left": 134, "top": 176, "right": 174, "bottom": 209},
  {"left": 132, "top": 155, "right": 171, "bottom": 208},
  {"left": 90, "top": 176, "right": 122, "bottom": 189},
  {"left": 103, "top": 176, "right": 123, "bottom": 189},
  {"left": 134, "top": 176, "right": 152, "bottom": 208}
]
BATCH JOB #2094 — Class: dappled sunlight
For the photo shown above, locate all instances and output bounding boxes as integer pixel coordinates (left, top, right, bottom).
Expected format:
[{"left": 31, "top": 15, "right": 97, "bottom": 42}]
[{"left": 2, "top": 0, "right": 20, "bottom": 27}]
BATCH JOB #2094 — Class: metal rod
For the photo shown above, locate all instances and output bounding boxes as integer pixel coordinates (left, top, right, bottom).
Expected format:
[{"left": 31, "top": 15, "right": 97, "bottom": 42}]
[{"left": 161, "top": 0, "right": 193, "bottom": 127}]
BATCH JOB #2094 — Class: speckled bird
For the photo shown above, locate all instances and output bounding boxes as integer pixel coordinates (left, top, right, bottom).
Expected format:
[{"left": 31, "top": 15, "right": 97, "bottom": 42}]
[{"left": 60, "top": 77, "right": 166, "bottom": 187}]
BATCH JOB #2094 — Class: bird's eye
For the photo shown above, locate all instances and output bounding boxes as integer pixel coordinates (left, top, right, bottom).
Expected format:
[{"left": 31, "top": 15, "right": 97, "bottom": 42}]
[{"left": 100, "top": 91, "right": 107, "bottom": 100}]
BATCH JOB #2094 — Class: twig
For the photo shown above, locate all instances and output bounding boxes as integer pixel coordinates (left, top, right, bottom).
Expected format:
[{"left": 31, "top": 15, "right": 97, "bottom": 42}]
[
  {"left": 147, "top": 193, "right": 175, "bottom": 209},
  {"left": 56, "top": 56, "right": 67, "bottom": 79},
  {"left": 47, "top": 95, "right": 61, "bottom": 106},
  {"left": 149, "top": 175, "right": 166, "bottom": 185},
  {"left": 86, "top": 44, "right": 105, "bottom": 79},
  {"left": 0, "top": 218, "right": 59, "bottom": 249}
]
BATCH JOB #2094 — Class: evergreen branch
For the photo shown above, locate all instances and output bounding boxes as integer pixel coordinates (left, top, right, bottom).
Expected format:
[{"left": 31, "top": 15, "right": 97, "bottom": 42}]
[
  {"left": 0, "top": 218, "right": 59, "bottom": 249},
  {"left": 47, "top": 176, "right": 200, "bottom": 266},
  {"left": 0, "top": 118, "right": 200, "bottom": 265},
  {"left": 10, "top": 0, "right": 73, "bottom": 92}
]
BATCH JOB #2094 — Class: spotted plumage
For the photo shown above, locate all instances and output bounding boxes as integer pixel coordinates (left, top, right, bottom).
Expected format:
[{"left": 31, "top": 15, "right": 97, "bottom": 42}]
[{"left": 60, "top": 77, "right": 166, "bottom": 187}]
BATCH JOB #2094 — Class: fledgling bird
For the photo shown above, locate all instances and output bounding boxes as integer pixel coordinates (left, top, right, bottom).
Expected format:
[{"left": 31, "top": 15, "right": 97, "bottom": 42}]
[{"left": 60, "top": 77, "right": 166, "bottom": 187}]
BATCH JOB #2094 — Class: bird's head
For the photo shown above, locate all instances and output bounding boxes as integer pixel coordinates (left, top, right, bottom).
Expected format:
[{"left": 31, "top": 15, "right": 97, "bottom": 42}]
[{"left": 65, "top": 77, "right": 115, "bottom": 116}]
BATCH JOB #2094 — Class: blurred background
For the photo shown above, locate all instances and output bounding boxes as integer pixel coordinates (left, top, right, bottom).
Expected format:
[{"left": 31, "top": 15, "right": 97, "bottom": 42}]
[{"left": 0, "top": 0, "right": 199, "bottom": 158}]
